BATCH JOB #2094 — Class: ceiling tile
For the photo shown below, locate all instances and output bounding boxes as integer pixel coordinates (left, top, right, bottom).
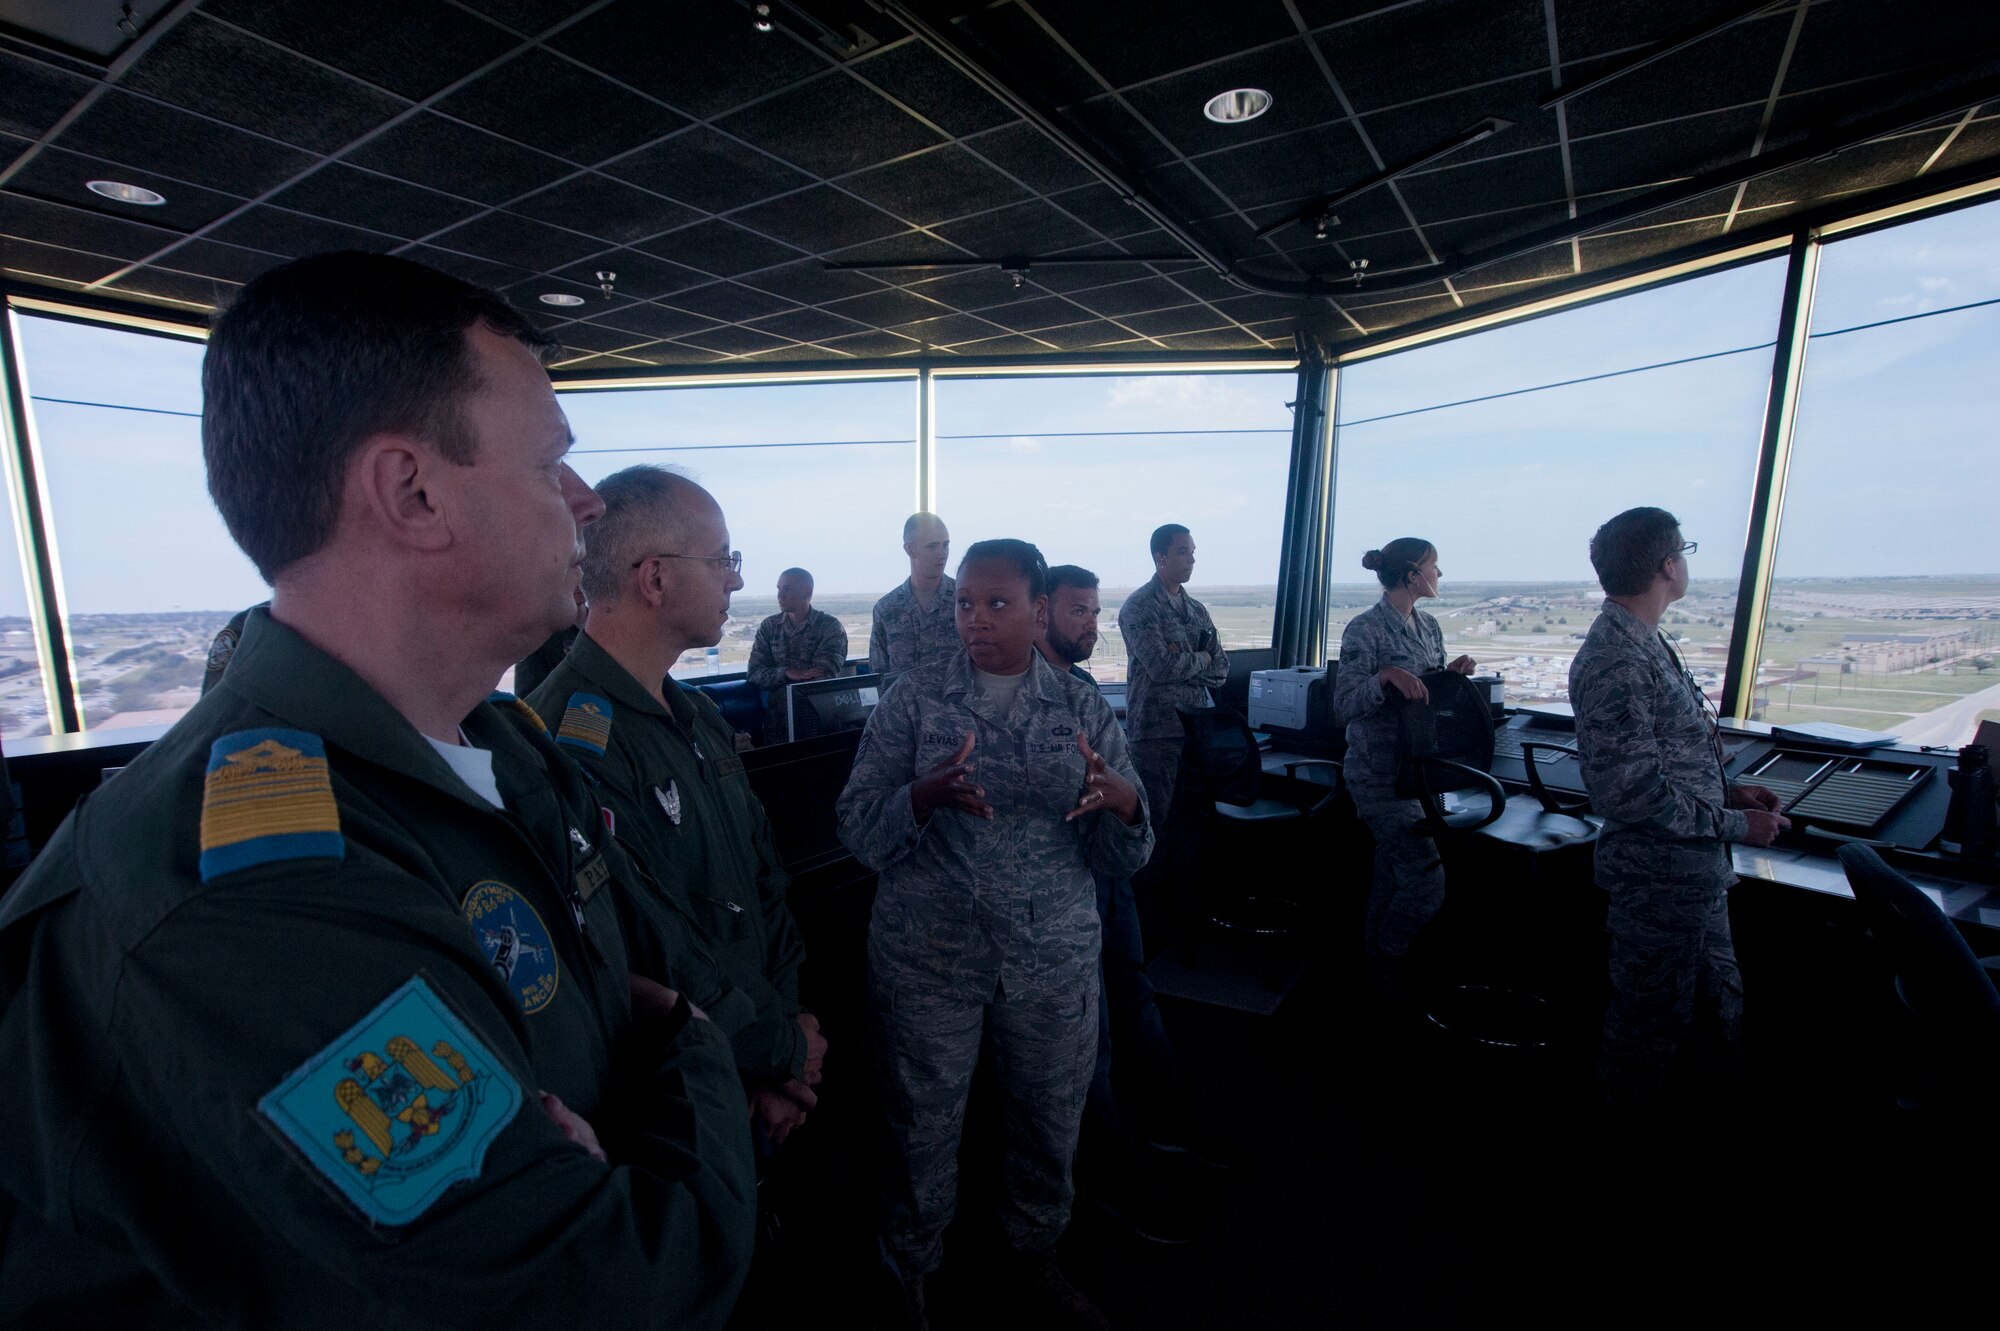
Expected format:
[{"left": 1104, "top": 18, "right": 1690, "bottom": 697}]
[
  {"left": 434, "top": 46, "right": 690, "bottom": 164},
  {"left": 961, "top": 121, "right": 1098, "bottom": 194},
  {"left": 1155, "top": 326, "right": 1266, "bottom": 350},
  {"left": 268, "top": 163, "right": 483, "bottom": 239},
  {"left": 1113, "top": 304, "right": 1233, "bottom": 336},
  {"left": 605, "top": 127, "right": 813, "bottom": 214},
  {"left": 1568, "top": 106, "right": 1764, "bottom": 196},
  {"left": 978, "top": 294, "right": 1094, "bottom": 331},
  {"left": 531, "top": 318, "right": 646, "bottom": 352},
  {"left": 453, "top": 0, "right": 600, "bottom": 38},
  {"left": 663, "top": 281, "right": 800, "bottom": 321},
  {"left": 157, "top": 238, "right": 287, "bottom": 283},
  {"left": 886, "top": 311, "right": 1007, "bottom": 346},
  {"left": 1577, "top": 216, "right": 1726, "bottom": 272},
  {"left": 1, "top": 234, "right": 125, "bottom": 285},
  {"left": 5, "top": 145, "right": 246, "bottom": 234},
  {"left": 1121, "top": 42, "right": 1349, "bottom": 161},
  {"left": 505, "top": 273, "right": 637, "bottom": 312},
  {"left": 55, "top": 89, "right": 317, "bottom": 197},
  {"left": 1560, "top": 14, "right": 1792, "bottom": 139},
  {"left": 1356, "top": 74, "right": 1556, "bottom": 169},
  {"left": 821, "top": 286, "right": 955, "bottom": 327},
  {"left": 1046, "top": 183, "right": 1158, "bottom": 240},
  {"left": 0, "top": 49, "right": 95, "bottom": 140},
  {"left": 431, "top": 209, "right": 606, "bottom": 270},
  {"left": 346, "top": 112, "right": 573, "bottom": 204},
  {"left": 105, "top": 264, "right": 238, "bottom": 308},
  {"left": 1547, "top": 0, "right": 1753, "bottom": 63},
  {"left": 199, "top": 0, "right": 519, "bottom": 100},
  {"left": 730, "top": 185, "right": 907, "bottom": 250},
  {"left": 841, "top": 144, "right": 1031, "bottom": 226},
  {"left": 1066, "top": 275, "right": 1199, "bottom": 317},
  {"left": 637, "top": 218, "right": 804, "bottom": 278},
  {"left": 1045, "top": 0, "right": 1297, "bottom": 87},
  {"left": 820, "top": 228, "right": 967, "bottom": 266},
  {"left": 932, "top": 199, "right": 1096, "bottom": 255},
  {"left": 745, "top": 307, "right": 869, "bottom": 342},
  {"left": 550, "top": 0, "right": 829, "bottom": 119},
  {"left": 852, "top": 41, "right": 1016, "bottom": 137},
  {"left": 509, "top": 172, "right": 700, "bottom": 246},
  {"left": 675, "top": 324, "right": 800, "bottom": 356},
  {"left": 942, "top": 331, "right": 1055, "bottom": 355},
  {"left": 120, "top": 15, "right": 408, "bottom": 155},
  {"left": 1194, "top": 123, "right": 1378, "bottom": 210},
  {"left": 905, "top": 266, "right": 1043, "bottom": 310},
  {"left": 1398, "top": 147, "right": 1571, "bottom": 220},
  {"left": 582, "top": 301, "right": 721, "bottom": 340},
  {"left": 1318, "top": 0, "right": 1549, "bottom": 114},
  {"left": 0, "top": 190, "right": 181, "bottom": 260},
  {"left": 736, "top": 259, "right": 890, "bottom": 305},
  {"left": 206, "top": 205, "right": 397, "bottom": 257},
  {"left": 553, "top": 248, "right": 710, "bottom": 301},
  {"left": 814, "top": 328, "right": 924, "bottom": 357},
  {"left": 1027, "top": 259, "right": 1173, "bottom": 293},
  {"left": 1030, "top": 318, "right": 1146, "bottom": 350},
  {"left": 401, "top": 244, "right": 533, "bottom": 289},
  {"left": 716, "top": 71, "right": 945, "bottom": 178}
]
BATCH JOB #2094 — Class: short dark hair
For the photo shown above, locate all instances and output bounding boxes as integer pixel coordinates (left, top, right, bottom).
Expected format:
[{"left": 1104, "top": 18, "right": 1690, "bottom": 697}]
[
  {"left": 1589, "top": 507, "right": 1683, "bottom": 596},
  {"left": 1361, "top": 537, "right": 1435, "bottom": 590},
  {"left": 960, "top": 538, "right": 1048, "bottom": 600},
  {"left": 203, "top": 251, "right": 554, "bottom": 581},
  {"left": 1047, "top": 564, "right": 1098, "bottom": 595},
  {"left": 1150, "top": 523, "right": 1190, "bottom": 559}
]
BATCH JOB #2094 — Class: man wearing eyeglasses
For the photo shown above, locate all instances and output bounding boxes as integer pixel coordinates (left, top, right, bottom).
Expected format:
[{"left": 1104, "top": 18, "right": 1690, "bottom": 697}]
[
  {"left": 1570, "top": 507, "right": 1789, "bottom": 1108},
  {"left": 526, "top": 465, "right": 825, "bottom": 1147}
]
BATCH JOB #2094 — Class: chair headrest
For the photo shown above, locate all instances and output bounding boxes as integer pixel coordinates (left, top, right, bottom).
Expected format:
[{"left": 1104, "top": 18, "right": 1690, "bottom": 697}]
[{"left": 1392, "top": 670, "right": 1497, "bottom": 769}]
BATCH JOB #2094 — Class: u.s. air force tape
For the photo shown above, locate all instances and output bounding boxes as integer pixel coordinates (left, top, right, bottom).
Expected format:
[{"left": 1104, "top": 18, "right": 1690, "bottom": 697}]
[{"left": 258, "top": 976, "right": 522, "bottom": 1227}]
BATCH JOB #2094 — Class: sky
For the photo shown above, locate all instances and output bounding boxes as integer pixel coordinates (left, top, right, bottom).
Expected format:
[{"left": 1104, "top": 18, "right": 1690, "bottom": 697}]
[{"left": 4, "top": 195, "right": 1997, "bottom": 616}]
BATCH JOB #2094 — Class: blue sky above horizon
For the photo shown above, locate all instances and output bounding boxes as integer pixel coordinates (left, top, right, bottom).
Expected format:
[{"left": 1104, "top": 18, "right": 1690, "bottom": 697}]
[{"left": 6, "top": 195, "right": 1997, "bottom": 616}]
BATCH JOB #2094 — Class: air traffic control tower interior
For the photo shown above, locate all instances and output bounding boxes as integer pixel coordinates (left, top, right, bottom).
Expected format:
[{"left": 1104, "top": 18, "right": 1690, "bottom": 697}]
[{"left": 3, "top": 0, "right": 2000, "bottom": 1326}]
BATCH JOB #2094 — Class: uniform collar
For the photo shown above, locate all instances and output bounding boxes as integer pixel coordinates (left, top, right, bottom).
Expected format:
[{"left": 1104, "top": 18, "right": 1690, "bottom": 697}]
[
  {"left": 564, "top": 629, "right": 686, "bottom": 723},
  {"left": 223, "top": 607, "right": 546, "bottom": 812},
  {"left": 939, "top": 648, "right": 1068, "bottom": 712},
  {"left": 1598, "top": 598, "right": 1665, "bottom": 649}
]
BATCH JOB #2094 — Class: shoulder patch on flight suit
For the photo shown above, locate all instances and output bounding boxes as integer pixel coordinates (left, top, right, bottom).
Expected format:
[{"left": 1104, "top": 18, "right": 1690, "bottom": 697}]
[
  {"left": 258, "top": 975, "right": 522, "bottom": 1228},
  {"left": 462, "top": 881, "right": 560, "bottom": 1015},
  {"left": 555, "top": 691, "right": 613, "bottom": 756},
  {"left": 199, "top": 728, "right": 344, "bottom": 883},
  {"left": 489, "top": 691, "right": 548, "bottom": 735}
]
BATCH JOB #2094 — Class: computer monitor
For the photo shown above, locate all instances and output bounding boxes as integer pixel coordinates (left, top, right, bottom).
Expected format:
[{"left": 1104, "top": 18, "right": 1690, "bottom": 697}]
[
  {"left": 1216, "top": 647, "right": 1277, "bottom": 716},
  {"left": 788, "top": 673, "right": 893, "bottom": 742}
]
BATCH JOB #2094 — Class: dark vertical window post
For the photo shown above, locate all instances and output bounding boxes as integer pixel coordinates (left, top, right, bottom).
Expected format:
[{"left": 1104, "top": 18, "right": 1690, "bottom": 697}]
[
  {"left": 0, "top": 306, "right": 81, "bottom": 734},
  {"left": 1271, "top": 333, "right": 1338, "bottom": 667},
  {"left": 1724, "top": 232, "right": 1822, "bottom": 719}
]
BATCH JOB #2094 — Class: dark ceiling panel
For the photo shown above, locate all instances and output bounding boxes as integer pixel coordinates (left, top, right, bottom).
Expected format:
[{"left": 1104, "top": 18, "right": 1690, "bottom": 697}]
[
  {"left": 1193, "top": 121, "right": 1378, "bottom": 211},
  {"left": 675, "top": 324, "right": 800, "bottom": 356},
  {"left": 1577, "top": 216, "right": 1726, "bottom": 271},
  {"left": 1399, "top": 147, "right": 1571, "bottom": 219},
  {"left": 549, "top": 0, "right": 830, "bottom": 120},
  {"left": 730, "top": 185, "right": 907, "bottom": 251},
  {"left": 636, "top": 218, "right": 803, "bottom": 278},
  {"left": 1047, "top": 182, "right": 1158, "bottom": 239},
  {"left": 55, "top": 89, "right": 316, "bottom": 196},
  {"left": 841, "top": 144, "right": 1031, "bottom": 226},
  {"left": 508, "top": 172, "right": 700, "bottom": 247},
  {"left": 401, "top": 243, "right": 532, "bottom": 289},
  {"left": 905, "top": 266, "right": 1045, "bottom": 310},
  {"left": 105, "top": 265, "right": 238, "bottom": 307},
  {"left": 1, "top": 234, "right": 121, "bottom": 285},
  {"left": 120, "top": 15, "right": 408, "bottom": 155},
  {"left": 886, "top": 311, "right": 1007, "bottom": 347},
  {"left": 0, "top": 189, "right": 184, "bottom": 259},
  {"left": 821, "top": 285, "right": 956, "bottom": 327},
  {"left": 431, "top": 209, "right": 605, "bottom": 270},
  {"left": 552, "top": 248, "right": 709, "bottom": 301},
  {"left": 159, "top": 237, "right": 286, "bottom": 284},
  {"left": 961, "top": 121, "right": 1099, "bottom": 194},
  {"left": 199, "top": 0, "right": 520, "bottom": 101},
  {"left": 452, "top": 0, "right": 600, "bottom": 38},
  {"left": 1567, "top": 105, "right": 1765, "bottom": 197},
  {"left": 582, "top": 301, "right": 721, "bottom": 341},
  {"left": 605, "top": 127, "right": 813, "bottom": 215},
  {"left": 1156, "top": 326, "right": 1267, "bottom": 349},
  {"left": 664, "top": 280, "right": 800, "bottom": 322},
  {"left": 1547, "top": 0, "right": 1753, "bottom": 63},
  {"left": 529, "top": 318, "right": 643, "bottom": 353},
  {"left": 1784, "top": 0, "right": 2000, "bottom": 94},
  {"left": 6, "top": 145, "right": 245, "bottom": 233},
  {"left": 815, "top": 328, "right": 924, "bottom": 356},
  {"left": 1560, "top": 11, "right": 1793, "bottom": 138},
  {"left": 715, "top": 72, "right": 945, "bottom": 179},
  {"left": 0, "top": 49, "right": 96, "bottom": 140},
  {"left": 434, "top": 46, "right": 689, "bottom": 164},
  {"left": 1318, "top": 0, "right": 1549, "bottom": 113},
  {"left": 1120, "top": 41, "right": 1349, "bottom": 161},
  {"left": 1101, "top": 303, "right": 1229, "bottom": 336},
  {"left": 736, "top": 258, "right": 889, "bottom": 305},
  {"left": 504, "top": 272, "right": 635, "bottom": 311},
  {"left": 979, "top": 293, "right": 1094, "bottom": 331},
  {"left": 931, "top": 198, "right": 1095, "bottom": 255},
  {"left": 853, "top": 40, "right": 1017, "bottom": 138},
  {"left": 1030, "top": 318, "right": 1146, "bottom": 349},
  {"left": 205, "top": 205, "right": 396, "bottom": 258},
  {"left": 1356, "top": 75, "right": 1558, "bottom": 169},
  {"left": 345, "top": 112, "right": 573, "bottom": 203},
  {"left": 745, "top": 306, "right": 869, "bottom": 342},
  {"left": 267, "top": 163, "right": 483, "bottom": 240},
  {"left": 1044, "top": 0, "right": 1297, "bottom": 88},
  {"left": 1067, "top": 274, "right": 1199, "bottom": 317},
  {"left": 945, "top": 331, "right": 1056, "bottom": 354}
]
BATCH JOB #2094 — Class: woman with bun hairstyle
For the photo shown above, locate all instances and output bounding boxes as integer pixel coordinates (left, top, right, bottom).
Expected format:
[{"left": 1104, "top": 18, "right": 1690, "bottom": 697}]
[{"left": 1331, "top": 537, "right": 1477, "bottom": 998}]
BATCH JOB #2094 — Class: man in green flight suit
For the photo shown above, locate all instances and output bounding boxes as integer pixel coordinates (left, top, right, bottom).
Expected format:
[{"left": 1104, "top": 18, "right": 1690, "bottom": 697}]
[
  {"left": 0, "top": 252, "right": 757, "bottom": 1328},
  {"left": 528, "top": 465, "right": 825, "bottom": 1144}
]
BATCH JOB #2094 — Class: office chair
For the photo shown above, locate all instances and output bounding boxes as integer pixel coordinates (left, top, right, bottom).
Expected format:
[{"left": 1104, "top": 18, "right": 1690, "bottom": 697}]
[
  {"left": 1836, "top": 843, "right": 2000, "bottom": 1110},
  {"left": 1169, "top": 704, "right": 1344, "bottom": 939}
]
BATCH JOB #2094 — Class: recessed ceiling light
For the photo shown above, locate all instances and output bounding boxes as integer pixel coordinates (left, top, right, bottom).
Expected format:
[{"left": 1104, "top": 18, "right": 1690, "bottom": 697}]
[
  {"left": 1203, "top": 88, "right": 1272, "bottom": 124},
  {"left": 86, "top": 179, "right": 166, "bottom": 206},
  {"left": 539, "top": 292, "right": 586, "bottom": 307}
]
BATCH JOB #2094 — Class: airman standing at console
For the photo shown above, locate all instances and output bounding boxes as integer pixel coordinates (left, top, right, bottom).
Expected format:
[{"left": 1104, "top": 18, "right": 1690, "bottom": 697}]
[
  {"left": 869, "top": 511, "right": 957, "bottom": 675},
  {"left": 747, "top": 566, "right": 849, "bottom": 745},
  {"left": 1118, "top": 523, "right": 1228, "bottom": 839},
  {"left": 1569, "top": 507, "right": 1788, "bottom": 1106},
  {"left": 528, "top": 466, "right": 825, "bottom": 1145},
  {"left": 0, "top": 252, "right": 756, "bottom": 1328}
]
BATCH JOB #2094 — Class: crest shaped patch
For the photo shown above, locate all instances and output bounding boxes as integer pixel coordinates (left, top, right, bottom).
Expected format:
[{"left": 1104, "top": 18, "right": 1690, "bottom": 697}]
[
  {"left": 199, "top": 728, "right": 344, "bottom": 882},
  {"left": 556, "top": 691, "right": 613, "bottom": 755},
  {"left": 463, "top": 881, "right": 560, "bottom": 1014},
  {"left": 258, "top": 976, "right": 521, "bottom": 1227},
  {"left": 655, "top": 781, "right": 683, "bottom": 826}
]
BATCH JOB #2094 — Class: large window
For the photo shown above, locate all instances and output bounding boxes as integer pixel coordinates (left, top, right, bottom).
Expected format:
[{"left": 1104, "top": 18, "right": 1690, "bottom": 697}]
[
  {"left": 559, "top": 379, "right": 917, "bottom": 677},
  {"left": 1749, "top": 199, "right": 2000, "bottom": 745},
  {"left": 1329, "top": 259, "right": 1789, "bottom": 706},
  {"left": 13, "top": 315, "right": 263, "bottom": 732},
  {"left": 932, "top": 371, "right": 1295, "bottom": 682}
]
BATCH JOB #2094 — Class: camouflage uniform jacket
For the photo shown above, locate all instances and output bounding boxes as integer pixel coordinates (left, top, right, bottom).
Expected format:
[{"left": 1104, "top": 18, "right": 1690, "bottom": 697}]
[
  {"left": 836, "top": 650, "right": 1154, "bottom": 998},
  {"left": 747, "top": 608, "right": 849, "bottom": 691},
  {"left": 1569, "top": 599, "right": 1749, "bottom": 882},
  {"left": 870, "top": 575, "right": 959, "bottom": 676},
  {"left": 0, "top": 609, "right": 754, "bottom": 1329},
  {"left": 528, "top": 631, "right": 808, "bottom": 1084},
  {"left": 1116, "top": 575, "right": 1229, "bottom": 742},
  {"left": 1333, "top": 596, "right": 1446, "bottom": 788}
]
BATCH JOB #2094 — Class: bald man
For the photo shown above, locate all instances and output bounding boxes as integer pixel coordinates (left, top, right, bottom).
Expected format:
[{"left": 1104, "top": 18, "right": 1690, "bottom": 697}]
[{"left": 868, "top": 512, "right": 956, "bottom": 676}]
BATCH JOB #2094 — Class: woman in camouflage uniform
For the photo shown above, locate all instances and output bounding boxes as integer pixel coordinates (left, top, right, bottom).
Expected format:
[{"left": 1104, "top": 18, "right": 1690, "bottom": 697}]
[{"left": 1331, "top": 538, "right": 1477, "bottom": 998}]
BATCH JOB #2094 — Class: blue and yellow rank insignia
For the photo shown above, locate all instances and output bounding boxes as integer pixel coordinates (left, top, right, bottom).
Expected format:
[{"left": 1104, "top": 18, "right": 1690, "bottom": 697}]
[
  {"left": 259, "top": 976, "right": 521, "bottom": 1227},
  {"left": 462, "top": 881, "right": 560, "bottom": 1014},
  {"left": 489, "top": 690, "right": 548, "bottom": 735},
  {"left": 555, "top": 691, "right": 613, "bottom": 756},
  {"left": 199, "top": 728, "right": 343, "bottom": 882}
]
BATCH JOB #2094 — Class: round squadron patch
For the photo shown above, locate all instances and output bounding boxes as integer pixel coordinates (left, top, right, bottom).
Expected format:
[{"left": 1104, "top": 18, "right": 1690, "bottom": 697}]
[
  {"left": 462, "top": 881, "right": 559, "bottom": 1015},
  {"left": 205, "top": 624, "right": 240, "bottom": 676}
]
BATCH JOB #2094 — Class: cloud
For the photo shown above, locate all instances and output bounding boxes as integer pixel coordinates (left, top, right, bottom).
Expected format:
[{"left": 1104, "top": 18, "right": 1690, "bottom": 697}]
[{"left": 1007, "top": 436, "right": 1042, "bottom": 454}]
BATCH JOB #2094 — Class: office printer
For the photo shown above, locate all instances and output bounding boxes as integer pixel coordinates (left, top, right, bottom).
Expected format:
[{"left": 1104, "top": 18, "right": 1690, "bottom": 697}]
[{"left": 1246, "top": 665, "right": 1340, "bottom": 748}]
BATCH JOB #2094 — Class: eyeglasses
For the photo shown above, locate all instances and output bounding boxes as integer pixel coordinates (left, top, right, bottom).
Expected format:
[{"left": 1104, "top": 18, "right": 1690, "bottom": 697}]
[
  {"left": 1678, "top": 540, "right": 1698, "bottom": 555},
  {"left": 632, "top": 550, "right": 743, "bottom": 575}
]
